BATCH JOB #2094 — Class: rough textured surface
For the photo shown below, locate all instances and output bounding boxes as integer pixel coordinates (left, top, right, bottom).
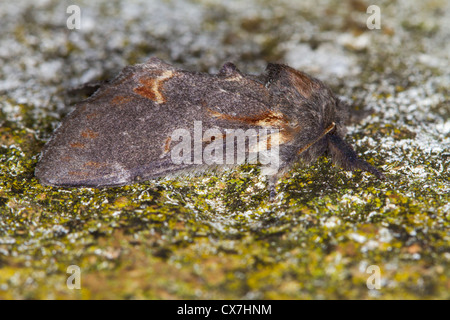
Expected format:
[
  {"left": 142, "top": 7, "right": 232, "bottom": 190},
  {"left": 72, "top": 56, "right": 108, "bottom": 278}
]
[{"left": 0, "top": 0, "right": 449, "bottom": 299}]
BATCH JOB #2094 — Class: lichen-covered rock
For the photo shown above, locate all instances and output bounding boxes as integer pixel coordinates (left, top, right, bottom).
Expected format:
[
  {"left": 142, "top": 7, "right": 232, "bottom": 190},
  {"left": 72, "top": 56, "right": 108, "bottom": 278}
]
[{"left": 0, "top": 0, "right": 448, "bottom": 299}]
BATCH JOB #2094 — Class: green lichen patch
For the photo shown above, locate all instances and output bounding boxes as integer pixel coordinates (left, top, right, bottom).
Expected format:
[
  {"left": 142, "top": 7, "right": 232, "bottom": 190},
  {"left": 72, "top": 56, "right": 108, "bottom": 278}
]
[{"left": 1, "top": 0, "right": 449, "bottom": 300}]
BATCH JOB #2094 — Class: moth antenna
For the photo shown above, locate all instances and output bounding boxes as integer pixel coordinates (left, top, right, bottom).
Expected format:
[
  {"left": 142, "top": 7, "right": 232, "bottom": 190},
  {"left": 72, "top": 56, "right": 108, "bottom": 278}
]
[
  {"left": 328, "top": 134, "right": 385, "bottom": 179},
  {"left": 298, "top": 122, "right": 336, "bottom": 155}
]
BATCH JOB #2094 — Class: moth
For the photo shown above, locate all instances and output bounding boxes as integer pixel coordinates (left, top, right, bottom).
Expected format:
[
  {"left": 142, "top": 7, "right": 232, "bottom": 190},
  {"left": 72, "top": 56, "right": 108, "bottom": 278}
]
[{"left": 35, "top": 57, "right": 384, "bottom": 194}]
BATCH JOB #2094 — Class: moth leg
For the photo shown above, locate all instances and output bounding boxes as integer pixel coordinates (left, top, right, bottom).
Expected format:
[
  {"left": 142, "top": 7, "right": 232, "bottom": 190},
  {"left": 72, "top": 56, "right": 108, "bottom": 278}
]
[
  {"left": 267, "top": 173, "right": 280, "bottom": 201},
  {"left": 328, "top": 134, "right": 385, "bottom": 179}
]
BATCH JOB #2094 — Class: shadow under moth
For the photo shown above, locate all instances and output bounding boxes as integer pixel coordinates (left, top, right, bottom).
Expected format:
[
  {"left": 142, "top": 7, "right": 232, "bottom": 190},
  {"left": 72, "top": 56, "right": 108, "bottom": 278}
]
[{"left": 35, "top": 57, "right": 384, "bottom": 195}]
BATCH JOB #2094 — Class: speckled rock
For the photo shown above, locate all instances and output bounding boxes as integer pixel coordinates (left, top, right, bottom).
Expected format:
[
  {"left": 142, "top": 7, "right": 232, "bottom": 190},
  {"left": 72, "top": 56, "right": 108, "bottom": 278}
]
[{"left": 0, "top": 0, "right": 448, "bottom": 299}]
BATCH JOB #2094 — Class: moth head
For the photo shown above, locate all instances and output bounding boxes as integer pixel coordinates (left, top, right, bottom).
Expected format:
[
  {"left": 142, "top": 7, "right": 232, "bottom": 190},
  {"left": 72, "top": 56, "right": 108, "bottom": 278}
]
[{"left": 265, "top": 63, "right": 349, "bottom": 131}]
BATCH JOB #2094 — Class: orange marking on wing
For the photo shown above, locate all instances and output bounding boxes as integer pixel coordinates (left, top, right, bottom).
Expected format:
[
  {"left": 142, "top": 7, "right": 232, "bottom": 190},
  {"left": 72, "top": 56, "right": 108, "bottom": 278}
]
[
  {"left": 86, "top": 112, "right": 99, "bottom": 120},
  {"left": 84, "top": 161, "right": 104, "bottom": 168},
  {"left": 81, "top": 129, "right": 99, "bottom": 139},
  {"left": 160, "top": 136, "right": 172, "bottom": 158},
  {"left": 208, "top": 108, "right": 300, "bottom": 146},
  {"left": 249, "top": 131, "right": 293, "bottom": 153},
  {"left": 134, "top": 78, "right": 158, "bottom": 101},
  {"left": 265, "top": 131, "right": 291, "bottom": 148},
  {"left": 111, "top": 95, "right": 134, "bottom": 105},
  {"left": 70, "top": 142, "right": 85, "bottom": 148},
  {"left": 209, "top": 109, "right": 286, "bottom": 127},
  {"left": 133, "top": 70, "right": 174, "bottom": 104},
  {"left": 164, "top": 136, "right": 172, "bottom": 153}
]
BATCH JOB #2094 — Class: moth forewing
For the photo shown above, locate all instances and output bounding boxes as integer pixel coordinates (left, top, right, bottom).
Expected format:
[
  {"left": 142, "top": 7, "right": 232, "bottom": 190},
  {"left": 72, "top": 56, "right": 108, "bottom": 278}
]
[{"left": 35, "top": 58, "right": 385, "bottom": 189}]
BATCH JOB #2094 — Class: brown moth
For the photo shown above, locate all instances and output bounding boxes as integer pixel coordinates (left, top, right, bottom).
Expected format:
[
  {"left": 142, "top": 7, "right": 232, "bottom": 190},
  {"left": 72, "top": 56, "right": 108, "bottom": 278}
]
[{"left": 35, "top": 57, "right": 384, "bottom": 194}]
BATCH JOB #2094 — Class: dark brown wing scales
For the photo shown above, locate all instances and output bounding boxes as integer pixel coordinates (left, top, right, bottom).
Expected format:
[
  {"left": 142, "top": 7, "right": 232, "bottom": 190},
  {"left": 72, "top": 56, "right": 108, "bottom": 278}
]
[
  {"left": 35, "top": 58, "right": 182, "bottom": 187},
  {"left": 35, "top": 58, "right": 384, "bottom": 189}
]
